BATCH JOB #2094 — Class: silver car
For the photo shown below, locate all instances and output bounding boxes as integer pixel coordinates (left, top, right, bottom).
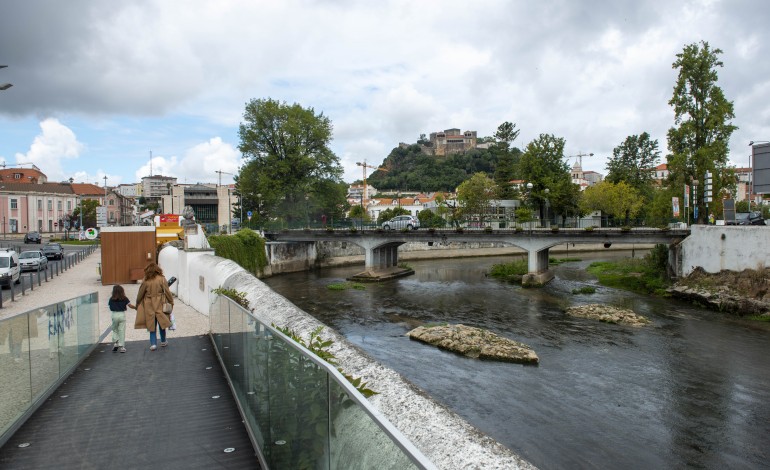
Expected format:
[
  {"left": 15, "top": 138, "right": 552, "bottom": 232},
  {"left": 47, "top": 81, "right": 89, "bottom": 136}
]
[
  {"left": 382, "top": 215, "right": 420, "bottom": 230},
  {"left": 19, "top": 250, "right": 48, "bottom": 272}
]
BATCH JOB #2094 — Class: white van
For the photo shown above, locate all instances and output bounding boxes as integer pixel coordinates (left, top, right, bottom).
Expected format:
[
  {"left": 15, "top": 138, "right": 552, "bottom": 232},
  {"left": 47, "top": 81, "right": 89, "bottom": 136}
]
[{"left": 0, "top": 249, "right": 20, "bottom": 288}]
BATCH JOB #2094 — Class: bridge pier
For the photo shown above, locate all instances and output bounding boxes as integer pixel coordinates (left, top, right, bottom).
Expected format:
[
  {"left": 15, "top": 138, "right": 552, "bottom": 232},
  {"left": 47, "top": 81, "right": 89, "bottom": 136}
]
[
  {"left": 351, "top": 241, "right": 414, "bottom": 281},
  {"left": 521, "top": 246, "right": 554, "bottom": 287}
]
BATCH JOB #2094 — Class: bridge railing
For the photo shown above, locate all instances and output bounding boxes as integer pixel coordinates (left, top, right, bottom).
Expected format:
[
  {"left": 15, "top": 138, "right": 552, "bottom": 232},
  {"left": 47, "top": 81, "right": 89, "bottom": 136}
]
[
  {"left": 0, "top": 292, "right": 105, "bottom": 447},
  {"left": 210, "top": 295, "right": 436, "bottom": 470}
]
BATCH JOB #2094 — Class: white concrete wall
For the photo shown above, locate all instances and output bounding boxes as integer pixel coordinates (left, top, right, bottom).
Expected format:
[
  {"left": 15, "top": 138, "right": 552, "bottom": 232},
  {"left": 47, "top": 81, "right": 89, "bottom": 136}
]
[{"left": 680, "top": 226, "right": 770, "bottom": 276}]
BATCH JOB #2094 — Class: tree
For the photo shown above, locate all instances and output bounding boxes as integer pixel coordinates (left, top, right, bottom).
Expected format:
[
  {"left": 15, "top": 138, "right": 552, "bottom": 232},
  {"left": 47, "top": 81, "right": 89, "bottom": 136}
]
[
  {"left": 580, "top": 181, "right": 643, "bottom": 225},
  {"left": 517, "top": 134, "right": 578, "bottom": 224},
  {"left": 348, "top": 204, "right": 370, "bottom": 223},
  {"left": 457, "top": 173, "right": 498, "bottom": 226},
  {"left": 72, "top": 199, "right": 100, "bottom": 229},
  {"left": 376, "top": 206, "right": 410, "bottom": 224},
  {"left": 418, "top": 208, "right": 446, "bottom": 228},
  {"left": 237, "top": 98, "right": 345, "bottom": 226},
  {"left": 492, "top": 122, "right": 522, "bottom": 199},
  {"left": 666, "top": 41, "right": 737, "bottom": 223},
  {"left": 493, "top": 121, "right": 520, "bottom": 152},
  {"left": 606, "top": 132, "right": 660, "bottom": 200}
]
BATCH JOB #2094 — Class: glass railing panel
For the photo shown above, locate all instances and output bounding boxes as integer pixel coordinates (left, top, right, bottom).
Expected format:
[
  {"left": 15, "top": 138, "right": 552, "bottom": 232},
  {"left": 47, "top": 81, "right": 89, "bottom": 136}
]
[
  {"left": 329, "top": 380, "right": 418, "bottom": 469},
  {"left": 264, "top": 335, "right": 330, "bottom": 469},
  {"left": 241, "top": 321, "right": 270, "bottom": 455},
  {"left": 209, "top": 295, "right": 228, "bottom": 354},
  {"left": 0, "top": 313, "right": 32, "bottom": 437},
  {"left": 0, "top": 292, "right": 102, "bottom": 445},
  {"left": 75, "top": 293, "right": 99, "bottom": 357},
  {"left": 28, "top": 305, "right": 61, "bottom": 400}
]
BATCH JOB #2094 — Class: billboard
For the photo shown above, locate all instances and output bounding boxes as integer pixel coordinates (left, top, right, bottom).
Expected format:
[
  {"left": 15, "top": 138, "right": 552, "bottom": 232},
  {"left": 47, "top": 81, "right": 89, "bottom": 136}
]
[{"left": 753, "top": 142, "right": 770, "bottom": 194}]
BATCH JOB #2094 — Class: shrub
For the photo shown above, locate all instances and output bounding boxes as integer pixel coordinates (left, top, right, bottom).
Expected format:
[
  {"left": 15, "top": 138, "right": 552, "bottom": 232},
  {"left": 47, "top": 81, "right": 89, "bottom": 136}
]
[
  {"left": 571, "top": 286, "right": 597, "bottom": 295},
  {"left": 212, "top": 287, "right": 250, "bottom": 310},
  {"left": 484, "top": 226, "right": 493, "bottom": 233},
  {"left": 584, "top": 226, "right": 595, "bottom": 232},
  {"left": 208, "top": 229, "right": 268, "bottom": 275}
]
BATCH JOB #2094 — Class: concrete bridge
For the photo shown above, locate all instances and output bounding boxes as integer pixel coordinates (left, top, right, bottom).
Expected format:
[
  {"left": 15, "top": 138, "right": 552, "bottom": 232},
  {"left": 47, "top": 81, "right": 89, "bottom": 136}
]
[{"left": 264, "top": 227, "right": 691, "bottom": 285}]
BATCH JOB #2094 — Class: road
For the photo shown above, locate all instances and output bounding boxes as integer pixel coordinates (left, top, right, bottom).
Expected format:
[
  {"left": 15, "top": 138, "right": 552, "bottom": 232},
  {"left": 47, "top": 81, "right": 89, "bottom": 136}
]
[{"left": 0, "top": 242, "right": 94, "bottom": 308}]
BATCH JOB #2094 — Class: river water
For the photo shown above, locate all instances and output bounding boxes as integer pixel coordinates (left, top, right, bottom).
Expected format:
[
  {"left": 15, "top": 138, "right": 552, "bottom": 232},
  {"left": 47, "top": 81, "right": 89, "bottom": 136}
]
[{"left": 262, "top": 252, "right": 770, "bottom": 469}]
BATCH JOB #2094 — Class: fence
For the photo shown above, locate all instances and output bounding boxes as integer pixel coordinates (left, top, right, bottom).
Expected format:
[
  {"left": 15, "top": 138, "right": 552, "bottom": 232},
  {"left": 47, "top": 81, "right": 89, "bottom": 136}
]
[
  {"left": 210, "top": 295, "right": 435, "bottom": 470},
  {"left": 0, "top": 292, "right": 106, "bottom": 447}
]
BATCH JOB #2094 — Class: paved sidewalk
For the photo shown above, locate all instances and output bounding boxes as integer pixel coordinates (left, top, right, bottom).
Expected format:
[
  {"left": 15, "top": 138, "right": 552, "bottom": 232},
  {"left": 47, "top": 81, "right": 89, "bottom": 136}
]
[{"left": 0, "top": 247, "right": 210, "bottom": 348}]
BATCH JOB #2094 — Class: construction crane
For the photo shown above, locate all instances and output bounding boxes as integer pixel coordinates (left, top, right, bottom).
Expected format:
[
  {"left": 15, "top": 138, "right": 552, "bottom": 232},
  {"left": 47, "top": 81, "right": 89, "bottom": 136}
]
[
  {"left": 568, "top": 152, "right": 595, "bottom": 168},
  {"left": 355, "top": 160, "right": 388, "bottom": 205}
]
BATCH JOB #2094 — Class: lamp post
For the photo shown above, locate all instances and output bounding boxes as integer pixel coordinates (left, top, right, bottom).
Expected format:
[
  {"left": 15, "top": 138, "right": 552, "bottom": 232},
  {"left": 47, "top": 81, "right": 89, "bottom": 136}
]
[
  {"left": 544, "top": 188, "right": 550, "bottom": 228},
  {"left": 525, "top": 182, "right": 533, "bottom": 232},
  {"left": 305, "top": 194, "right": 310, "bottom": 228},
  {"left": 256, "top": 193, "right": 262, "bottom": 229}
]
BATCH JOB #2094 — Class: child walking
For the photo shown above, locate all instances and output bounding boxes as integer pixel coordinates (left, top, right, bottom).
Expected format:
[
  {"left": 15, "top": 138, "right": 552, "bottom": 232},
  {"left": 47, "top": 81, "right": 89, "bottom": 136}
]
[{"left": 108, "top": 285, "right": 133, "bottom": 353}]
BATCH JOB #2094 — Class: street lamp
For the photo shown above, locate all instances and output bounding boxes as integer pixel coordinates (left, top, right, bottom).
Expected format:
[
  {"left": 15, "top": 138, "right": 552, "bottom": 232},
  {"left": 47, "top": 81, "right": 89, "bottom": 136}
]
[
  {"left": 525, "top": 182, "right": 534, "bottom": 231},
  {"left": 305, "top": 194, "right": 310, "bottom": 228},
  {"left": 544, "top": 188, "right": 550, "bottom": 228}
]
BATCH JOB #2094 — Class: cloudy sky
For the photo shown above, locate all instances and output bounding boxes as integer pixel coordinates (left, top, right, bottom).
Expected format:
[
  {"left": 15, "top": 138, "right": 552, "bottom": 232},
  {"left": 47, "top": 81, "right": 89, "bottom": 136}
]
[{"left": 1, "top": 0, "right": 768, "bottom": 188}]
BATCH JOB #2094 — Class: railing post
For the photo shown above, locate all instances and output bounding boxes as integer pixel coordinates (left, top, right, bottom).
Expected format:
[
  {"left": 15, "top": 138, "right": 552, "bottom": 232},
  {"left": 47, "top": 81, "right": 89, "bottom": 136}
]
[
  {"left": 10, "top": 282, "right": 14, "bottom": 302},
  {"left": 20, "top": 277, "right": 25, "bottom": 296},
  {"left": 29, "top": 273, "right": 33, "bottom": 291}
]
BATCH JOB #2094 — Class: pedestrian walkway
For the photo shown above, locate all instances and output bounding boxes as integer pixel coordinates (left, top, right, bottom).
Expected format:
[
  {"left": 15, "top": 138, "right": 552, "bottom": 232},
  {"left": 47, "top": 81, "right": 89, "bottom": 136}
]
[{"left": 0, "top": 247, "right": 258, "bottom": 468}]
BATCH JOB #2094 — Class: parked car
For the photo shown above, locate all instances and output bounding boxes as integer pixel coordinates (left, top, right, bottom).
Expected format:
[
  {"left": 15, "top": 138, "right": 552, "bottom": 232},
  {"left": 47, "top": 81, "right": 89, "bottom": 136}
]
[
  {"left": 727, "top": 212, "right": 766, "bottom": 226},
  {"left": 0, "top": 249, "right": 20, "bottom": 287},
  {"left": 19, "top": 250, "right": 48, "bottom": 272},
  {"left": 381, "top": 215, "right": 420, "bottom": 230},
  {"left": 24, "top": 231, "right": 42, "bottom": 243},
  {"left": 42, "top": 243, "right": 64, "bottom": 260}
]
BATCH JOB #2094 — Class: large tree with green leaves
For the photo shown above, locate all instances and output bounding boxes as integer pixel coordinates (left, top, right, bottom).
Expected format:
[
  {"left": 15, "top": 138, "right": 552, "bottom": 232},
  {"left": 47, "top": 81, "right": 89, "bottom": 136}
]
[
  {"left": 666, "top": 41, "right": 737, "bottom": 223},
  {"left": 580, "top": 181, "right": 644, "bottom": 225},
  {"left": 517, "top": 134, "right": 578, "bottom": 224},
  {"left": 237, "top": 98, "right": 345, "bottom": 226},
  {"left": 606, "top": 132, "right": 660, "bottom": 200},
  {"left": 492, "top": 121, "right": 522, "bottom": 199},
  {"left": 457, "top": 172, "right": 498, "bottom": 226}
]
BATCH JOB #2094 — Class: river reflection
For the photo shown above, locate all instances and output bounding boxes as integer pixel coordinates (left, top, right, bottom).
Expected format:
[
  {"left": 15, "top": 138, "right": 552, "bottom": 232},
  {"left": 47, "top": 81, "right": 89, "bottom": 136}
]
[{"left": 263, "top": 252, "right": 770, "bottom": 469}]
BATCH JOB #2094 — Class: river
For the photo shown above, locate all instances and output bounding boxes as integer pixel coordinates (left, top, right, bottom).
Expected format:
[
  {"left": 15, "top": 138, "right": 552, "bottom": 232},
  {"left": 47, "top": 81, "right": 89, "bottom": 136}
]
[{"left": 262, "top": 252, "right": 770, "bottom": 469}]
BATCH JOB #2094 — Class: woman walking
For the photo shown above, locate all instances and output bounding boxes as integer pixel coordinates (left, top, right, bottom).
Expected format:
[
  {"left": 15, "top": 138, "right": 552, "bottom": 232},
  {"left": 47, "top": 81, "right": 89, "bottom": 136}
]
[
  {"left": 133, "top": 262, "right": 174, "bottom": 351},
  {"left": 108, "top": 285, "right": 132, "bottom": 353}
]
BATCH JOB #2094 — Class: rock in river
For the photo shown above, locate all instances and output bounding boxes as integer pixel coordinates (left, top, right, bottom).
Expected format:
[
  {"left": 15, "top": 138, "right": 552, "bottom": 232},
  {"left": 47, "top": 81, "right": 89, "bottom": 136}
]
[
  {"left": 406, "top": 324, "right": 539, "bottom": 365},
  {"left": 566, "top": 304, "right": 650, "bottom": 326}
]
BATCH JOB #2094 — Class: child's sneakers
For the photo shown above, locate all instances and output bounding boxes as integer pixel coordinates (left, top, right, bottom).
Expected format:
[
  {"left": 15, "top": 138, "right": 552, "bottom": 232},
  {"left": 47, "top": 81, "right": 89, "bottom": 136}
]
[
  {"left": 119, "top": 347, "right": 126, "bottom": 353},
  {"left": 112, "top": 343, "right": 119, "bottom": 352}
]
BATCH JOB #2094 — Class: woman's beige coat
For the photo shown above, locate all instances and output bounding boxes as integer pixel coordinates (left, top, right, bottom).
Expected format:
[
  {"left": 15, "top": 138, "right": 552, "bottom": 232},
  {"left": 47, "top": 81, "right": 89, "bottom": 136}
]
[{"left": 133, "top": 275, "right": 173, "bottom": 331}]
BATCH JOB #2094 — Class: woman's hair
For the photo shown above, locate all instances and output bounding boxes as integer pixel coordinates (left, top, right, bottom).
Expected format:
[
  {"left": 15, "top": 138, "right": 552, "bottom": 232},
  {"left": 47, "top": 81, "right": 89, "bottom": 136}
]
[
  {"left": 143, "top": 262, "right": 164, "bottom": 281},
  {"left": 111, "top": 285, "right": 128, "bottom": 301}
]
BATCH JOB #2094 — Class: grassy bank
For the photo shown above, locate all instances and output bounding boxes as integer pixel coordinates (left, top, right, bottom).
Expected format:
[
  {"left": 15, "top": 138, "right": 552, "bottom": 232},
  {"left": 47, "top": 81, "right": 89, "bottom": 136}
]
[{"left": 586, "top": 244, "right": 670, "bottom": 295}]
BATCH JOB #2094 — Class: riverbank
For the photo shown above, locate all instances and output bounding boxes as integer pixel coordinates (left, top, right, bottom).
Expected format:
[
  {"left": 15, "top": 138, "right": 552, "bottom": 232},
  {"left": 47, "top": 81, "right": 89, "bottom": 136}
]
[{"left": 668, "top": 267, "right": 770, "bottom": 317}]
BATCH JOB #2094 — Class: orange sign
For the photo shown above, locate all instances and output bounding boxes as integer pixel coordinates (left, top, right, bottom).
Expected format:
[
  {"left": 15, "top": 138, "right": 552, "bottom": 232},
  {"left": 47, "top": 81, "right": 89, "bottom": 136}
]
[{"left": 159, "top": 214, "right": 180, "bottom": 224}]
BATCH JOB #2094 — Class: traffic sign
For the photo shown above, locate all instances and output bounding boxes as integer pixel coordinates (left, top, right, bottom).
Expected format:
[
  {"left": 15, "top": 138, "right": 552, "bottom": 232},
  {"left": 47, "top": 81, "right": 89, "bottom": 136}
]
[
  {"left": 247, "top": 210, "right": 252, "bottom": 221},
  {"left": 85, "top": 228, "right": 98, "bottom": 240}
]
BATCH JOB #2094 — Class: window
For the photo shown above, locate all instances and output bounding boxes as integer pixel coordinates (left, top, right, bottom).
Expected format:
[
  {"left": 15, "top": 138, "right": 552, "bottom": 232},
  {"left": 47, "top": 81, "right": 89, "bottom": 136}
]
[
  {"left": 47, "top": 200, "right": 52, "bottom": 210},
  {"left": 67, "top": 201, "right": 72, "bottom": 211},
  {"left": 37, "top": 199, "right": 42, "bottom": 210},
  {"left": 57, "top": 200, "right": 62, "bottom": 210},
  {"left": 10, "top": 199, "right": 17, "bottom": 210},
  {"left": 13, "top": 173, "right": 21, "bottom": 179}
]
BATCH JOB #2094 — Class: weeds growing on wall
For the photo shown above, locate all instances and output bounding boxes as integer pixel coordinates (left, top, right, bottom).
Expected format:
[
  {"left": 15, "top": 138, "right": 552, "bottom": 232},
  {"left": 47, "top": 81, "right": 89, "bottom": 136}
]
[
  {"left": 212, "top": 287, "right": 251, "bottom": 310},
  {"left": 208, "top": 228, "right": 268, "bottom": 275}
]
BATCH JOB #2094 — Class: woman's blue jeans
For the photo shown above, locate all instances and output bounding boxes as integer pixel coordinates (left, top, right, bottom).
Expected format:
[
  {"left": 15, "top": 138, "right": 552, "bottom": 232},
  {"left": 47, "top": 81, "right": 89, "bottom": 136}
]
[{"left": 149, "top": 319, "right": 166, "bottom": 346}]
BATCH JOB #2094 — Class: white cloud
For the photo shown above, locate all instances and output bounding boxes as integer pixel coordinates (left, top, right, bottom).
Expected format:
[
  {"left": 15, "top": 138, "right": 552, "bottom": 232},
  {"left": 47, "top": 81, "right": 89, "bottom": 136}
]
[
  {"left": 14, "top": 118, "right": 84, "bottom": 182},
  {"left": 133, "top": 137, "right": 241, "bottom": 185}
]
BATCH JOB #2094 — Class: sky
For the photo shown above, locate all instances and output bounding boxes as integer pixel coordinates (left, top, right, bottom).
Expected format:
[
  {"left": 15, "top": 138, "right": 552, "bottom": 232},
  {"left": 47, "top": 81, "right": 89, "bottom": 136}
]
[{"left": 1, "top": 0, "right": 769, "bottom": 189}]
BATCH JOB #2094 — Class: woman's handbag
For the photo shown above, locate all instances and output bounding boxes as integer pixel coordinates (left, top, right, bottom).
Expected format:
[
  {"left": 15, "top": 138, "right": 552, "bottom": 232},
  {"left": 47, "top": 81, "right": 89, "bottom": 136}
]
[{"left": 162, "top": 302, "right": 173, "bottom": 315}]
